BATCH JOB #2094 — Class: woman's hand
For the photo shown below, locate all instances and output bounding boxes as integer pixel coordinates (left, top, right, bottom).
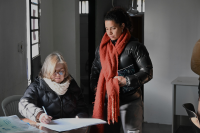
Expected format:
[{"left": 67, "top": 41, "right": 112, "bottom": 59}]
[
  {"left": 39, "top": 113, "right": 52, "bottom": 124},
  {"left": 114, "top": 76, "right": 126, "bottom": 87}
]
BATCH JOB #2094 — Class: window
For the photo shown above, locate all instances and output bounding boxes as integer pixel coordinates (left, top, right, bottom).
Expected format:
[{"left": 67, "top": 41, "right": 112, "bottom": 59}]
[
  {"left": 26, "top": 0, "right": 41, "bottom": 84},
  {"left": 137, "top": 0, "right": 145, "bottom": 12},
  {"left": 79, "top": 1, "right": 89, "bottom": 14},
  {"left": 30, "top": 0, "right": 41, "bottom": 58}
]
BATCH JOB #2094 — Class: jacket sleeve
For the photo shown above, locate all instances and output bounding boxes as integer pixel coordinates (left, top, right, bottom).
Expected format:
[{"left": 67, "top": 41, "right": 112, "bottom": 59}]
[
  {"left": 70, "top": 78, "right": 89, "bottom": 118},
  {"left": 126, "top": 42, "right": 153, "bottom": 88},
  {"left": 191, "top": 39, "right": 200, "bottom": 76},
  {"left": 90, "top": 46, "right": 101, "bottom": 92},
  {"left": 18, "top": 83, "right": 43, "bottom": 122}
]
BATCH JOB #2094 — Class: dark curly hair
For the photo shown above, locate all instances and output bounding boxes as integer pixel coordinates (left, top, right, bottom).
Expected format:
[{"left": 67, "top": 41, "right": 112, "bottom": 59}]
[{"left": 104, "top": 7, "right": 132, "bottom": 32}]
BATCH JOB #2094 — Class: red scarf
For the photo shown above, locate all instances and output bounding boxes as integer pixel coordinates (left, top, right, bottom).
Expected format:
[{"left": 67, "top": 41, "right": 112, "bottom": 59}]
[{"left": 91, "top": 29, "right": 131, "bottom": 133}]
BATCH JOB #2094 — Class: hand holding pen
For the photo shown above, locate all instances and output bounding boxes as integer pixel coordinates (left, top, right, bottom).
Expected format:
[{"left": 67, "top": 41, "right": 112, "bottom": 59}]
[{"left": 39, "top": 106, "right": 52, "bottom": 124}]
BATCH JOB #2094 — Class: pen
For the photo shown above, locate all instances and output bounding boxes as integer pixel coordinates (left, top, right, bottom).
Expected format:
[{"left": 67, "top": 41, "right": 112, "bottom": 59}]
[{"left": 42, "top": 106, "right": 48, "bottom": 115}]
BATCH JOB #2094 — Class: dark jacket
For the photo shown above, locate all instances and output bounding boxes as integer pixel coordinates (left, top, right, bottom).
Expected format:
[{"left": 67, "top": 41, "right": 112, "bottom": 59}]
[
  {"left": 19, "top": 76, "right": 88, "bottom": 122},
  {"left": 90, "top": 37, "right": 153, "bottom": 102}
]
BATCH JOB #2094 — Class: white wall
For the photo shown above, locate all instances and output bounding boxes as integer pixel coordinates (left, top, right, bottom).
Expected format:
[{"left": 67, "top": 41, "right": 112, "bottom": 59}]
[
  {"left": 40, "top": 0, "right": 54, "bottom": 63},
  {"left": 40, "top": 0, "right": 80, "bottom": 85},
  {"left": 0, "top": 0, "right": 28, "bottom": 116},
  {"left": 53, "top": 0, "right": 80, "bottom": 85},
  {"left": 144, "top": 0, "right": 200, "bottom": 124}
]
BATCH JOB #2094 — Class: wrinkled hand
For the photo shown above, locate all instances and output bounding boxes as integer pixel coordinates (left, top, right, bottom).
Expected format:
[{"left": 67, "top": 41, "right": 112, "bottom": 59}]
[
  {"left": 39, "top": 113, "right": 52, "bottom": 124},
  {"left": 114, "top": 76, "right": 126, "bottom": 87}
]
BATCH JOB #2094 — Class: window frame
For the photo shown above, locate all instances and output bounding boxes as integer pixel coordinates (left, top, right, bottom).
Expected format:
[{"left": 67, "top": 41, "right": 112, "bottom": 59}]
[{"left": 30, "top": 0, "right": 41, "bottom": 59}]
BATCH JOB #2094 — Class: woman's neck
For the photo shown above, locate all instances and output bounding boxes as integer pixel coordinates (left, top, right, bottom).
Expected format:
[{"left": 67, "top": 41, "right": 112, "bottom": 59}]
[{"left": 111, "top": 39, "right": 117, "bottom": 45}]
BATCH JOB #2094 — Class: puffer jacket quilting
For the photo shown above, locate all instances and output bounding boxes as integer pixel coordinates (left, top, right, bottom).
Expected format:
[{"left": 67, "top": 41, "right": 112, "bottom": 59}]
[
  {"left": 19, "top": 76, "right": 88, "bottom": 122},
  {"left": 90, "top": 37, "right": 153, "bottom": 102}
]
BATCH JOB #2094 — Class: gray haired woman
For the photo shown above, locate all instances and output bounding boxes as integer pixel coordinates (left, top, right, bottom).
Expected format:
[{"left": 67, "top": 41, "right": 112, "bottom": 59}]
[{"left": 19, "top": 52, "right": 88, "bottom": 123}]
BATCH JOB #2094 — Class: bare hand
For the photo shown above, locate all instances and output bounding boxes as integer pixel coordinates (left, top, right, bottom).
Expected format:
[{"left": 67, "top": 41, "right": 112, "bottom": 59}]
[
  {"left": 39, "top": 113, "right": 52, "bottom": 124},
  {"left": 76, "top": 116, "right": 79, "bottom": 118},
  {"left": 114, "top": 76, "right": 126, "bottom": 87}
]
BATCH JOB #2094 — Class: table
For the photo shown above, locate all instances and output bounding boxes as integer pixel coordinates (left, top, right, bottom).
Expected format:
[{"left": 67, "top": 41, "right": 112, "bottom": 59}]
[
  {"left": 21, "top": 118, "right": 89, "bottom": 133},
  {"left": 171, "top": 77, "right": 199, "bottom": 133}
]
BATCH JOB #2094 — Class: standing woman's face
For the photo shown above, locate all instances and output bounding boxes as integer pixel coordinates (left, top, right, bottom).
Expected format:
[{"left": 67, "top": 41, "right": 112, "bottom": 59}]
[{"left": 105, "top": 20, "right": 125, "bottom": 40}]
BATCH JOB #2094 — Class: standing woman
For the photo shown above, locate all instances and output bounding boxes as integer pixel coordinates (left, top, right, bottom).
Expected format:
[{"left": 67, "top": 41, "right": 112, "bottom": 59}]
[
  {"left": 19, "top": 52, "right": 88, "bottom": 124},
  {"left": 90, "top": 7, "right": 153, "bottom": 133}
]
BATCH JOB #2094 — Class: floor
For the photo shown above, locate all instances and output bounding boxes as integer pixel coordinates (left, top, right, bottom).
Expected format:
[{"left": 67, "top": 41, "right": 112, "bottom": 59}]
[
  {"left": 84, "top": 96, "right": 193, "bottom": 133},
  {"left": 143, "top": 123, "right": 193, "bottom": 133},
  {"left": 142, "top": 123, "right": 171, "bottom": 133}
]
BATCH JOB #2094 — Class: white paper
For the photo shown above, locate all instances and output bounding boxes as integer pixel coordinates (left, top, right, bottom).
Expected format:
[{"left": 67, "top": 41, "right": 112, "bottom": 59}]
[
  {"left": 39, "top": 118, "right": 107, "bottom": 132},
  {"left": 0, "top": 115, "right": 43, "bottom": 133}
]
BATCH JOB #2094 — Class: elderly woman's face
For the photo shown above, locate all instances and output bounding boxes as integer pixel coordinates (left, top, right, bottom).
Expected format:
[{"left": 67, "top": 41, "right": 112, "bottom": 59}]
[
  {"left": 51, "top": 63, "right": 65, "bottom": 83},
  {"left": 105, "top": 20, "right": 125, "bottom": 40}
]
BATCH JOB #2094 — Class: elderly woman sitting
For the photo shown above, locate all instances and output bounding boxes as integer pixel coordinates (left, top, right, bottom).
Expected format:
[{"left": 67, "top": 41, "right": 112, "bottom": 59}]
[{"left": 19, "top": 52, "right": 88, "bottom": 124}]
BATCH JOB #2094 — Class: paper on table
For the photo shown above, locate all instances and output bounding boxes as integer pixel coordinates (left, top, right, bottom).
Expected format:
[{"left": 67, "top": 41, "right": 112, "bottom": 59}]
[
  {"left": 39, "top": 118, "right": 107, "bottom": 132},
  {"left": 0, "top": 115, "right": 43, "bottom": 133}
]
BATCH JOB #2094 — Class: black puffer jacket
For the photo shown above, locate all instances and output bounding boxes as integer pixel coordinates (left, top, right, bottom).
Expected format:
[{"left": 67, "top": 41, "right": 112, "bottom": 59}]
[
  {"left": 19, "top": 76, "right": 88, "bottom": 122},
  {"left": 90, "top": 37, "right": 153, "bottom": 102}
]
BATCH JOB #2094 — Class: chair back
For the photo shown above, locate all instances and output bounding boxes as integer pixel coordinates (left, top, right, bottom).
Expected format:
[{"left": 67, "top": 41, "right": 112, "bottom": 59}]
[
  {"left": 183, "top": 103, "right": 197, "bottom": 118},
  {"left": 190, "top": 117, "right": 200, "bottom": 133},
  {"left": 1, "top": 95, "right": 24, "bottom": 118}
]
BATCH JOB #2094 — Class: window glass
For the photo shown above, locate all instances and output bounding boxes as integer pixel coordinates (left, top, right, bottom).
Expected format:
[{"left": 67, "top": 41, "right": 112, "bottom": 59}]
[
  {"left": 79, "top": 1, "right": 89, "bottom": 14},
  {"left": 79, "top": 1, "right": 81, "bottom": 14},
  {"left": 137, "top": 0, "right": 145, "bottom": 12},
  {"left": 31, "top": 4, "right": 38, "bottom": 17},
  {"left": 85, "top": 1, "right": 89, "bottom": 14},
  {"left": 31, "top": 19, "right": 38, "bottom": 30},
  {"left": 31, "top": 0, "right": 38, "bottom": 4},
  {"left": 82, "top": 1, "right": 86, "bottom": 14},
  {"left": 32, "top": 31, "right": 39, "bottom": 44},
  {"left": 32, "top": 43, "right": 39, "bottom": 58}
]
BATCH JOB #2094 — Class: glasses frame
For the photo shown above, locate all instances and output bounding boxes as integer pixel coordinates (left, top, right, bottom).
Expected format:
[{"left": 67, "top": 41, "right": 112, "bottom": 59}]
[{"left": 53, "top": 70, "right": 65, "bottom": 76}]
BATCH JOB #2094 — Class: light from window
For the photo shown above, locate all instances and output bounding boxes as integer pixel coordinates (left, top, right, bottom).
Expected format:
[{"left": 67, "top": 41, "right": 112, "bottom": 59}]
[
  {"left": 31, "top": 5, "right": 38, "bottom": 17},
  {"left": 137, "top": 0, "right": 145, "bottom": 12},
  {"left": 79, "top": 1, "right": 89, "bottom": 14},
  {"left": 32, "top": 44, "right": 39, "bottom": 58},
  {"left": 32, "top": 31, "right": 39, "bottom": 44},
  {"left": 31, "top": 19, "right": 38, "bottom": 30},
  {"left": 85, "top": 1, "right": 89, "bottom": 14},
  {"left": 82, "top": 1, "right": 86, "bottom": 13},
  {"left": 31, "top": 0, "right": 38, "bottom": 4},
  {"left": 137, "top": 0, "right": 141, "bottom": 12},
  {"left": 79, "top": 1, "right": 82, "bottom": 14}
]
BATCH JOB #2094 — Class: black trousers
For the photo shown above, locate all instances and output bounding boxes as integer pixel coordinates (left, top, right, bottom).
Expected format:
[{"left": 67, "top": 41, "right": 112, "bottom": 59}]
[{"left": 104, "top": 97, "right": 143, "bottom": 133}]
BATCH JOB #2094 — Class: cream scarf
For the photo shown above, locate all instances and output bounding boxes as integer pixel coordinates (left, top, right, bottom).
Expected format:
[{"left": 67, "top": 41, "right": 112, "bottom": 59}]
[{"left": 43, "top": 78, "right": 70, "bottom": 95}]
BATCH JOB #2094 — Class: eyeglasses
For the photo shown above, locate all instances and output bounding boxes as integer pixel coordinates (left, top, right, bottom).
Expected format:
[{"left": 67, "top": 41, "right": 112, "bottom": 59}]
[{"left": 53, "top": 70, "right": 65, "bottom": 76}]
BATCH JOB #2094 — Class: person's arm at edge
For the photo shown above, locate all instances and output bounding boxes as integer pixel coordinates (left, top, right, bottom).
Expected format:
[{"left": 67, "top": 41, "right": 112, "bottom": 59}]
[{"left": 191, "top": 39, "right": 200, "bottom": 76}]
